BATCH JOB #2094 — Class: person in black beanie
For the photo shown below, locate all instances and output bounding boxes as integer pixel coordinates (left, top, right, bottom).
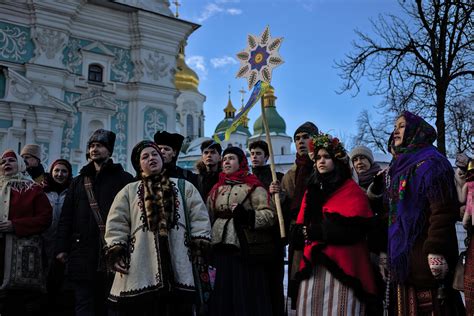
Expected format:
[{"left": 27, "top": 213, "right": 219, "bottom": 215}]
[
  {"left": 154, "top": 131, "right": 197, "bottom": 185},
  {"left": 55, "top": 129, "right": 134, "bottom": 316},
  {"left": 280, "top": 121, "right": 319, "bottom": 310}
]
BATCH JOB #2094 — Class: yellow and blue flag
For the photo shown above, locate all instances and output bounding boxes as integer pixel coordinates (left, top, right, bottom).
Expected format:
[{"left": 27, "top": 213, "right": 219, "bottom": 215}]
[{"left": 214, "top": 81, "right": 270, "bottom": 143}]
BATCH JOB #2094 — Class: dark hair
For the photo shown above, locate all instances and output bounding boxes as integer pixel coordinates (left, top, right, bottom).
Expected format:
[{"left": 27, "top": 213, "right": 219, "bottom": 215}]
[
  {"left": 249, "top": 140, "right": 269, "bottom": 157},
  {"left": 304, "top": 158, "right": 351, "bottom": 225},
  {"left": 222, "top": 146, "right": 246, "bottom": 164},
  {"left": 200, "top": 140, "right": 222, "bottom": 155}
]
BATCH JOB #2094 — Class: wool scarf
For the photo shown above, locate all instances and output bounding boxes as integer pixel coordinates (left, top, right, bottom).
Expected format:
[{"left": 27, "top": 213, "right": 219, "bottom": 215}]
[{"left": 291, "top": 153, "right": 313, "bottom": 215}]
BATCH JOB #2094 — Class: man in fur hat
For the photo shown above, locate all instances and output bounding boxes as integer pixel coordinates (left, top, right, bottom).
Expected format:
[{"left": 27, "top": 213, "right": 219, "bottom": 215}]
[
  {"left": 195, "top": 139, "right": 222, "bottom": 201},
  {"left": 55, "top": 129, "right": 134, "bottom": 316},
  {"left": 279, "top": 121, "right": 319, "bottom": 310},
  {"left": 20, "top": 144, "right": 46, "bottom": 183},
  {"left": 154, "top": 131, "right": 197, "bottom": 185}
]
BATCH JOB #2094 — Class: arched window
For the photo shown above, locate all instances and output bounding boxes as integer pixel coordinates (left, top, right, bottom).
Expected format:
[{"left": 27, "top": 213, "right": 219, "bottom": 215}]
[
  {"left": 186, "top": 114, "right": 194, "bottom": 139},
  {"left": 281, "top": 146, "right": 285, "bottom": 155},
  {"left": 88, "top": 64, "right": 103, "bottom": 83}
]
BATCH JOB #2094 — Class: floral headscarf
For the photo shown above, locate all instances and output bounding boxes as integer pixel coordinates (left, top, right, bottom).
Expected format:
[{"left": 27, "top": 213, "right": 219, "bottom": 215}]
[{"left": 386, "top": 111, "right": 454, "bottom": 282}]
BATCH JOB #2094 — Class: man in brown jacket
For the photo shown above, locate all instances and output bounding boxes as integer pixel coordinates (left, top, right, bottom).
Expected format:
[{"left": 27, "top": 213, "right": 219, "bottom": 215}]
[{"left": 278, "top": 121, "right": 319, "bottom": 310}]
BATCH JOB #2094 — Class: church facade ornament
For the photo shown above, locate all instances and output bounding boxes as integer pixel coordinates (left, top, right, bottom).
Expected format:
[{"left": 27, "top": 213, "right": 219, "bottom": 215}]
[
  {"left": 144, "top": 107, "right": 167, "bottom": 140},
  {"left": 34, "top": 27, "right": 66, "bottom": 59},
  {"left": 144, "top": 51, "right": 172, "bottom": 81},
  {"left": 0, "top": 22, "right": 32, "bottom": 62}
]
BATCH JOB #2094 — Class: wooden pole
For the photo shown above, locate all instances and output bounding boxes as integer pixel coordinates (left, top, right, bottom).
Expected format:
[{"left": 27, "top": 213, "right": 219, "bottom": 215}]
[{"left": 260, "top": 101, "right": 286, "bottom": 238}]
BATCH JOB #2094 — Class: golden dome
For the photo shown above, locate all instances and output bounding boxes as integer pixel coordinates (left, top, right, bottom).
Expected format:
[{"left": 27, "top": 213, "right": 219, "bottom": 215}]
[
  {"left": 175, "top": 46, "right": 199, "bottom": 92},
  {"left": 262, "top": 85, "right": 276, "bottom": 107}
]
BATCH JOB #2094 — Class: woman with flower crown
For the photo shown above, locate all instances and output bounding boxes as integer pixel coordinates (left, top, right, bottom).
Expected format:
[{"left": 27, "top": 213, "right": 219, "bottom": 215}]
[
  {"left": 295, "top": 134, "right": 376, "bottom": 316},
  {"left": 293, "top": 133, "right": 377, "bottom": 315},
  {"left": 378, "top": 111, "right": 464, "bottom": 315}
]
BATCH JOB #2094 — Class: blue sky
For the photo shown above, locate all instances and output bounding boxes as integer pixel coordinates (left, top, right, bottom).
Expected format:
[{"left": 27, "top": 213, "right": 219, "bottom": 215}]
[{"left": 178, "top": 0, "right": 402, "bottom": 150}]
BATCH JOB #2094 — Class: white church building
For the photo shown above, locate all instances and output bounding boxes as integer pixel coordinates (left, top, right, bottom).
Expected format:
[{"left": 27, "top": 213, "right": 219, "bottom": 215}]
[{"left": 0, "top": 0, "right": 205, "bottom": 174}]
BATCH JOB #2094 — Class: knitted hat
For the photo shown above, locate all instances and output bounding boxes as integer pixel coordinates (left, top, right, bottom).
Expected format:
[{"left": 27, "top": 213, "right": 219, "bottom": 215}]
[
  {"left": 50, "top": 159, "right": 73, "bottom": 177},
  {"left": 87, "top": 129, "right": 116, "bottom": 155},
  {"left": 153, "top": 131, "right": 184, "bottom": 153},
  {"left": 20, "top": 144, "right": 42, "bottom": 160},
  {"left": 200, "top": 140, "right": 222, "bottom": 155},
  {"left": 455, "top": 153, "right": 470, "bottom": 170},
  {"left": 349, "top": 145, "right": 374, "bottom": 166},
  {"left": 294, "top": 122, "right": 319, "bottom": 140},
  {"left": 131, "top": 140, "right": 163, "bottom": 177},
  {"left": 222, "top": 146, "right": 246, "bottom": 164}
]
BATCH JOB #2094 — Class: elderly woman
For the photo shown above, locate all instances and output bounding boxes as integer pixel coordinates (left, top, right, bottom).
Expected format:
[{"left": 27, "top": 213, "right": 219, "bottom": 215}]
[
  {"left": 294, "top": 133, "right": 377, "bottom": 315},
  {"left": 382, "top": 111, "right": 464, "bottom": 315},
  {"left": 0, "top": 149, "right": 52, "bottom": 316},
  {"left": 104, "top": 140, "right": 211, "bottom": 316},
  {"left": 208, "top": 146, "right": 276, "bottom": 316}
]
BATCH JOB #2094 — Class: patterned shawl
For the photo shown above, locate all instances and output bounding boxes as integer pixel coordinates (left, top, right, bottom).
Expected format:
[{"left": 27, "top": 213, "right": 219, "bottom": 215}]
[{"left": 386, "top": 111, "right": 454, "bottom": 282}]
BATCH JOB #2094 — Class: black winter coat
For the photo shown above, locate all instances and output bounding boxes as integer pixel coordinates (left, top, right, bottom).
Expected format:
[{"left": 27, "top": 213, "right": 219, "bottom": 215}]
[{"left": 55, "top": 160, "right": 134, "bottom": 281}]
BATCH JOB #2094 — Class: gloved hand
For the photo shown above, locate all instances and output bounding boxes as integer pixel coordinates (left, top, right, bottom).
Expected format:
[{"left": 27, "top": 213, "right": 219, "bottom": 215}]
[
  {"left": 232, "top": 204, "right": 255, "bottom": 228},
  {"left": 290, "top": 224, "right": 305, "bottom": 250},
  {"left": 306, "top": 223, "right": 324, "bottom": 242},
  {"left": 378, "top": 252, "right": 388, "bottom": 281},
  {"left": 428, "top": 254, "right": 448, "bottom": 279}
]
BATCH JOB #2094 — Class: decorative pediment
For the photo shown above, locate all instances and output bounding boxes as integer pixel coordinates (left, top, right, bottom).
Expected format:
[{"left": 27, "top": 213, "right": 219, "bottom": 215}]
[
  {"left": 4, "top": 68, "right": 76, "bottom": 113},
  {"left": 81, "top": 41, "right": 115, "bottom": 57},
  {"left": 77, "top": 88, "right": 118, "bottom": 113}
]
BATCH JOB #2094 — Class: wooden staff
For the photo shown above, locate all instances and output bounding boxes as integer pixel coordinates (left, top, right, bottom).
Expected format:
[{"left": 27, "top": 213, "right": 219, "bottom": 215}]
[{"left": 260, "top": 101, "right": 285, "bottom": 238}]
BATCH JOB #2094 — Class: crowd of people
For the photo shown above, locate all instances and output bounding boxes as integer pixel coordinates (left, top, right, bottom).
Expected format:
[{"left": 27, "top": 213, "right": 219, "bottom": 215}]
[{"left": 0, "top": 110, "right": 472, "bottom": 316}]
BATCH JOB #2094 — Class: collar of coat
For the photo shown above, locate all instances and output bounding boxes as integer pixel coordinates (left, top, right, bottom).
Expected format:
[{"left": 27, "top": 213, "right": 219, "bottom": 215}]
[{"left": 79, "top": 159, "right": 124, "bottom": 177}]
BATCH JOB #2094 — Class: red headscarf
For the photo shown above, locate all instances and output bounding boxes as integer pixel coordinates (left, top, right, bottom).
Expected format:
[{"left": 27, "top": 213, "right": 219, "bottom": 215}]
[{"left": 208, "top": 147, "right": 264, "bottom": 207}]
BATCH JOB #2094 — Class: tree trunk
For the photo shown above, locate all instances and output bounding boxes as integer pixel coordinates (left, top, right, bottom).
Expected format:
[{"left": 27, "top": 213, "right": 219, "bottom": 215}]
[{"left": 435, "top": 88, "right": 447, "bottom": 156}]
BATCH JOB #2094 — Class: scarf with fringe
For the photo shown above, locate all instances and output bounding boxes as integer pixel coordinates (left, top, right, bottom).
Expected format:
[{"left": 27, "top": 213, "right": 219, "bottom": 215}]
[{"left": 386, "top": 111, "right": 454, "bottom": 282}]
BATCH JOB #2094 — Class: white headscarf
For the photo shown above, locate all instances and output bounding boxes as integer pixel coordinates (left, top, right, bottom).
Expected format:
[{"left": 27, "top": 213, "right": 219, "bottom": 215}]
[{"left": 1, "top": 149, "right": 34, "bottom": 220}]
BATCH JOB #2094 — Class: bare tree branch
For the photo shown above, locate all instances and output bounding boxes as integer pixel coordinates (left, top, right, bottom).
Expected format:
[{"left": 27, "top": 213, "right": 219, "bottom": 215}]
[{"left": 336, "top": 0, "right": 473, "bottom": 155}]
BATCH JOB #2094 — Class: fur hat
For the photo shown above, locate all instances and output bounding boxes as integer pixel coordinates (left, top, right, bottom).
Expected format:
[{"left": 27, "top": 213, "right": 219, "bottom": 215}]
[
  {"left": 153, "top": 131, "right": 184, "bottom": 153},
  {"left": 222, "top": 146, "right": 246, "bottom": 163},
  {"left": 87, "top": 129, "right": 116, "bottom": 155},
  {"left": 349, "top": 145, "right": 374, "bottom": 166},
  {"left": 200, "top": 140, "right": 222, "bottom": 155},
  {"left": 294, "top": 122, "right": 319, "bottom": 140},
  {"left": 20, "top": 144, "right": 42, "bottom": 160}
]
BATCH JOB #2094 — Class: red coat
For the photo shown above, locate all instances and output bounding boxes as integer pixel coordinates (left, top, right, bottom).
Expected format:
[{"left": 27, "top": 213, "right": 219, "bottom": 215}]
[
  {"left": 9, "top": 184, "right": 52, "bottom": 237},
  {"left": 297, "top": 179, "right": 377, "bottom": 297}
]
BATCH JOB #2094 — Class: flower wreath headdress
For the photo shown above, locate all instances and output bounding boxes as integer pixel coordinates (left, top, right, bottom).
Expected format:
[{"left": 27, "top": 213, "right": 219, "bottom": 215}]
[{"left": 309, "top": 133, "right": 348, "bottom": 162}]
